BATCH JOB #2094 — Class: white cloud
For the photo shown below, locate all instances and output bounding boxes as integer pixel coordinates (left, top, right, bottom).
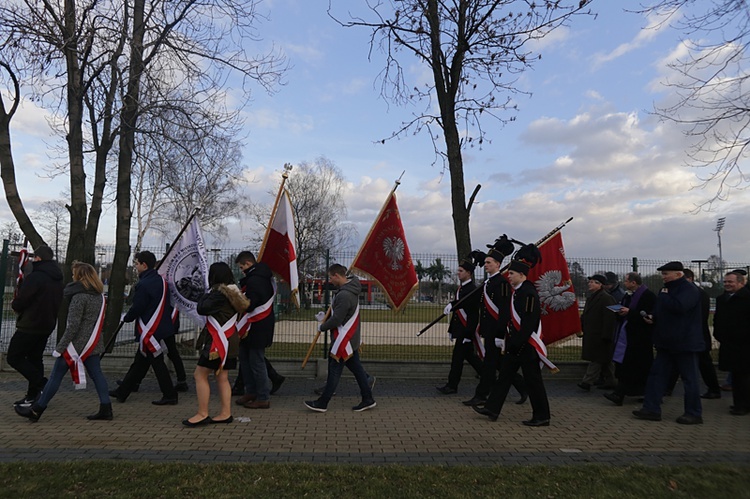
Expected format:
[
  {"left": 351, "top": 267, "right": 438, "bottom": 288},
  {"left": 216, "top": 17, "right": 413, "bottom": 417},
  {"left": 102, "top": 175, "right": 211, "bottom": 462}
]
[{"left": 592, "top": 7, "right": 678, "bottom": 67}]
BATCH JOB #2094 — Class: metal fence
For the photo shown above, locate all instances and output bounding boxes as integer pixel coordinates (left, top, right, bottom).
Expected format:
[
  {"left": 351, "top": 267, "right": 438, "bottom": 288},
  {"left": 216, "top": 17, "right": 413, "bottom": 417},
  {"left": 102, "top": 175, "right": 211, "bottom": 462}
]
[{"left": 2, "top": 240, "right": 747, "bottom": 363}]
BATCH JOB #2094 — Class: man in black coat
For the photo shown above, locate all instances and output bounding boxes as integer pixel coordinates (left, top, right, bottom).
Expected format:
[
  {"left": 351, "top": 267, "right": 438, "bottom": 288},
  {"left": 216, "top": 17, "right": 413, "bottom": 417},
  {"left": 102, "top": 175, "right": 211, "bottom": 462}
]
[
  {"left": 110, "top": 250, "right": 179, "bottom": 405},
  {"left": 9, "top": 245, "right": 64, "bottom": 406},
  {"left": 235, "top": 251, "right": 275, "bottom": 409},
  {"left": 462, "top": 237, "right": 526, "bottom": 407},
  {"left": 473, "top": 243, "right": 550, "bottom": 426},
  {"left": 713, "top": 271, "right": 750, "bottom": 415},
  {"left": 578, "top": 274, "right": 617, "bottom": 391},
  {"left": 436, "top": 257, "right": 482, "bottom": 394}
]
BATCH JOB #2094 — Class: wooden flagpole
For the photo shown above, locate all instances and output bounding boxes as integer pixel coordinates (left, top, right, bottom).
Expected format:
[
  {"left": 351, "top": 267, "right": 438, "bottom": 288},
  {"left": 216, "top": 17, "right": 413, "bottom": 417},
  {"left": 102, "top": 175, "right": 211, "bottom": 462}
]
[{"left": 257, "top": 164, "right": 291, "bottom": 260}]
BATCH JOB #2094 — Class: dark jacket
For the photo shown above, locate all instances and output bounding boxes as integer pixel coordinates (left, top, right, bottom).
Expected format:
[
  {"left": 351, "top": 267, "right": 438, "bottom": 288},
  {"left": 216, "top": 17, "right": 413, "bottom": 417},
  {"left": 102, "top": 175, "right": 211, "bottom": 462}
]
[
  {"left": 505, "top": 280, "right": 541, "bottom": 355},
  {"left": 122, "top": 268, "right": 175, "bottom": 341},
  {"left": 712, "top": 286, "right": 750, "bottom": 372},
  {"left": 56, "top": 282, "right": 105, "bottom": 356},
  {"left": 320, "top": 275, "right": 362, "bottom": 351},
  {"left": 615, "top": 286, "right": 656, "bottom": 395},
  {"left": 447, "top": 280, "right": 480, "bottom": 340},
  {"left": 11, "top": 259, "right": 64, "bottom": 336},
  {"left": 652, "top": 276, "right": 703, "bottom": 352},
  {"left": 478, "top": 273, "right": 511, "bottom": 341},
  {"left": 238, "top": 262, "right": 275, "bottom": 348},
  {"left": 196, "top": 284, "right": 250, "bottom": 362},
  {"left": 581, "top": 288, "right": 617, "bottom": 363}
]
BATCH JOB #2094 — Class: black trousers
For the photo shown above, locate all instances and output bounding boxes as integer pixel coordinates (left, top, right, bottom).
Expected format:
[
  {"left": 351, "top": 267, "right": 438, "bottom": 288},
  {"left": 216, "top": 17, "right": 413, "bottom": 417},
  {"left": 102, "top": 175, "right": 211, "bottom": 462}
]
[
  {"left": 485, "top": 346, "right": 549, "bottom": 420},
  {"left": 473, "top": 338, "right": 526, "bottom": 400},
  {"left": 7, "top": 331, "right": 49, "bottom": 397},
  {"left": 446, "top": 339, "right": 483, "bottom": 389},
  {"left": 116, "top": 350, "right": 176, "bottom": 399},
  {"left": 163, "top": 335, "right": 187, "bottom": 382},
  {"left": 731, "top": 370, "right": 750, "bottom": 411}
]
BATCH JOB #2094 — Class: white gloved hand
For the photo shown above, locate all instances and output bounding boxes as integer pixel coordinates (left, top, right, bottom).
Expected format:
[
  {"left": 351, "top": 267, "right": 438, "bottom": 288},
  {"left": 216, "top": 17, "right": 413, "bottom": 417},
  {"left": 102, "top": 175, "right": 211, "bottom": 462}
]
[
  {"left": 315, "top": 311, "right": 325, "bottom": 323},
  {"left": 494, "top": 338, "right": 505, "bottom": 350},
  {"left": 443, "top": 303, "right": 452, "bottom": 315},
  {"left": 120, "top": 313, "right": 127, "bottom": 322},
  {"left": 462, "top": 338, "right": 472, "bottom": 344},
  {"left": 448, "top": 333, "right": 454, "bottom": 341},
  {"left": 52, "top": 350, "right": 62, "bottom": 358},
  {"left": 318, "top": 324, "right": 323, "bottom": 332}
]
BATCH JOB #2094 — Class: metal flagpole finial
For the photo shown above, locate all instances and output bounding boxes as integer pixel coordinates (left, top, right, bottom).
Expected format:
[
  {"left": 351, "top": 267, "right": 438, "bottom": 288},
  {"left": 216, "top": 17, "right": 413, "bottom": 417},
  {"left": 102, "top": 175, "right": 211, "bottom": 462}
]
[{"left": 282, "top": 163, "right": 293, "bottom": 179}]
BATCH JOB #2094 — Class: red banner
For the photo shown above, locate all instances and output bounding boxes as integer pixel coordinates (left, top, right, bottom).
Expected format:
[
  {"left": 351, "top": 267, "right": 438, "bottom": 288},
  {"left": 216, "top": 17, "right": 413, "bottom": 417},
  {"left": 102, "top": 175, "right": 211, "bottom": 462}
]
[
  {"left": 526, "top": 232, "right": 581, "bottom": 345},
  {"left": 351, "top": 191, "right": 418, "bottom": 312}
]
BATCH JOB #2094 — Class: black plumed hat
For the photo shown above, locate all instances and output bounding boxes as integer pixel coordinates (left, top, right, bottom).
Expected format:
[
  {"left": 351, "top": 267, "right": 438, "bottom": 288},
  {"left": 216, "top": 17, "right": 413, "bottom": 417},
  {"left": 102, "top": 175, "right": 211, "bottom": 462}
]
[
  {"left": 509, "top": 243, "right": 542, "bottom": 275},
  {"left": 486, "top": 235, "right": 515, "bottom": 264}
]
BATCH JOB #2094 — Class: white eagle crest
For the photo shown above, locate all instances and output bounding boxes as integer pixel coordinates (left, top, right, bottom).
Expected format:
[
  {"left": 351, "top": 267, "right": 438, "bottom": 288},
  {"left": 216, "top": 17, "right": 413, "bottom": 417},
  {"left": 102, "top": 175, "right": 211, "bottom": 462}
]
[
  {"left": 382, "top": 236, "right": 405, "bottom": 270},
  {"left": 535, "top": 270, "right": 576, "bottom": 315}
]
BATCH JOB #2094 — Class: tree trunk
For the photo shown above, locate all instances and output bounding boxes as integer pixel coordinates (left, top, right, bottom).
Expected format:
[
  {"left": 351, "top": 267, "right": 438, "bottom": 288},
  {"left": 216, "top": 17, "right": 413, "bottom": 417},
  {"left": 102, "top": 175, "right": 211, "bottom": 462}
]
[{"left": 103, "top": 0, "right": 145, "bottom": 345}]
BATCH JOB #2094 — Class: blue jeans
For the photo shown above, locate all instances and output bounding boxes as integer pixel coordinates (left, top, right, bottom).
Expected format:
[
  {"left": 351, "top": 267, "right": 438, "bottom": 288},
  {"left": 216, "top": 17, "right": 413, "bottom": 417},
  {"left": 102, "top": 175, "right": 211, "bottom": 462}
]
[
  {"left": 239, "top": 343, "right": 270, "bottom": 401},
  {"left": 643, "top": 349, "right": 702, "bottom": 417},
  {"left": 320, "top": 350, "right": 373, "bottom": 404},
  {"left": 37, "top": 355, "right": 111, "bottom": 409}
]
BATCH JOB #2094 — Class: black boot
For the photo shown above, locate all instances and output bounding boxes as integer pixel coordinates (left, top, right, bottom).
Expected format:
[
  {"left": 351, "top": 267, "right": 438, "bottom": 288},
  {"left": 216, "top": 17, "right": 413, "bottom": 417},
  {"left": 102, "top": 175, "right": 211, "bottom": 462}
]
[
  {"left": 87, "top": 403, "right": 113, "bottom": 421},
  {"left": 15, "top": 403, "right": 44, "bottom": 422}
]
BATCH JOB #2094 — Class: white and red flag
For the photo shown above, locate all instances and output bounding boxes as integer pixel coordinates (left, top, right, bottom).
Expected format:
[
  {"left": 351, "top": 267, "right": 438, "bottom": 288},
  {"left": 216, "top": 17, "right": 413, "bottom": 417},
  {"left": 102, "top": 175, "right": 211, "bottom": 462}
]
[
  {"left": 15, "top": 242, "right": 29, "bottom": 297},
  {"left": 351, "top": 189, "right": 418, "bottom": 313},
  {"left": 258, "top": 182, "right": 299, "bottom": 308},
  {"left": 526, "top": 231, "right": 581, "bottom": 345}
]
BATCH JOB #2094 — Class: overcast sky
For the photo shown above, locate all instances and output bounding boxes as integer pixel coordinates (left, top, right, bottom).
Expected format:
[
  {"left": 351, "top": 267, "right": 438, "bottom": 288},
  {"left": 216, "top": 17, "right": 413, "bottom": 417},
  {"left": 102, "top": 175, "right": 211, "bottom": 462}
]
[{"left": 2, "top": 1, "right": 749, "bottom": 264}]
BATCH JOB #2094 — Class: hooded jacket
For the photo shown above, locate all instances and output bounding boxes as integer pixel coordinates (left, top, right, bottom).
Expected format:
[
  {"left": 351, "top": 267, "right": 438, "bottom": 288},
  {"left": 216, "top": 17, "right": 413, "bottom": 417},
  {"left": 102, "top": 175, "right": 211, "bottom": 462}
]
[
  {"left": 55, "top": 281, "right": 105, "bottom": 356},
  {"left": 12, "top": 259, "right": 64, "bottom": 336},
  {"left": 320, "top": 274, "right": 362, "bottom": 352}
]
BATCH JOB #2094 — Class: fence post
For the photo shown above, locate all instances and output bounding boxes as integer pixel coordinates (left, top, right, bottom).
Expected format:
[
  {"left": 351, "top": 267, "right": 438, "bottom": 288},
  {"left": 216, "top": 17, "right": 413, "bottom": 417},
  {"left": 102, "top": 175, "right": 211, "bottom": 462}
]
[
  {"left": 322, "top": 249, "right": 330, "bottom": 358},
  {"left": 632, "top": 257, "right": 638, "bottom": 273},
  {"left": 0, "top": 239, "right": 9, "bottom": 323}
]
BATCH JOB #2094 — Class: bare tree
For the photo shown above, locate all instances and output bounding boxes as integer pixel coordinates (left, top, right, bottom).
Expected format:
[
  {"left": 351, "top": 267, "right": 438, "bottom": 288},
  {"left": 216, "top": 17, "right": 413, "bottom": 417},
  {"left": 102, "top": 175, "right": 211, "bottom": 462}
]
[
  {"left": 35, "top": 199, "right": 70, "bottom": 258},
  {"left": 331, "top": 0, "right": 593, "bottom": 258},
  {"left": 637, "top": 1, "right": 750, "bottom": 208}
]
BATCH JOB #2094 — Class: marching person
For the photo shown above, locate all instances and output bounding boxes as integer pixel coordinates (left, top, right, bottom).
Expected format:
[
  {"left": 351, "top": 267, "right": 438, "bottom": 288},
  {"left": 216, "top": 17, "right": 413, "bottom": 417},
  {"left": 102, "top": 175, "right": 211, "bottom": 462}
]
[
  {"left": 578, "top": 274, "right": 617, "bottom": 391},
  {"left": 109, "top": 251, "right": 179, "bottom": 405},
  {"left": 474, "top": 244, "right": 551, "bottom": 426},
  {"left": 16, "top": 262, "right": 111, "bottom": 422},
  {"left": 463, "top": 237, "right": 527, "bottom": 407},
  {"left": 183, "top": 262, "right": 249, "bottom": 427},
  {"left": 305, "top": 264, "right": 376, "bottom": 413},
  {"left": 633, "top": 261, "right": 704, "bottom": 425},
  {"left": 436, "top": 256, "right": 482, "bottom": 394},
  {"left": 234, "top": 251, "right": 275, "bottom": 409},
  {"left": 8, "top": 245, "right": 64, "bottom": 407},
  {"left": 712, "top": 271, "right": 750, "bottom": 416}
]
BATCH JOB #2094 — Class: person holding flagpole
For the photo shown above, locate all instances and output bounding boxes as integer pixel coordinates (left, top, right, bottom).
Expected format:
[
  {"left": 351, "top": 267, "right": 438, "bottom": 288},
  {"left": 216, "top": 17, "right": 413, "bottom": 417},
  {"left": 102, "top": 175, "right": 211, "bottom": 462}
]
[
  {"left": 182, "top": 262, "right": 249, "bottom": 427},
  {"left": 16, "top": 262, "right": 111, "bottom": 422},
  {"left": 234, "top": 251, "right": 276, "bottom": 409},
  {"left": 305, "top": 264, "right": 376, "bottom": 413},
  {"left": 473, "top": 243, "right": 552, "bottom": 427},
  {"left": 109, "top": 251, "right": 179, "bottom": 406}
]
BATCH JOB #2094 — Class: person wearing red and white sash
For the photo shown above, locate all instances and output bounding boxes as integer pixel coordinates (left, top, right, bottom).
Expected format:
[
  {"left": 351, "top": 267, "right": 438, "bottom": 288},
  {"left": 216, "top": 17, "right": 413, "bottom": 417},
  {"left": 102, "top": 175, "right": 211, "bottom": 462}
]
[
  {"left": 304, "top": 264, "right": 376, "bottom": 413},
  {"left": 474, "top": 244, "right": 552, "bottom": 427},
  {"left": 463, "top": 237, "right": 527, "bottom": 408},
  {"left": 234, "top": 251, "right": 276, "bottom": 409},
  {"left": 110, "top": 251, "right": 178, "bottom": 406},
  {"left": 436, "top": 257, "right": 483, "bottom": 395},
  {"left": 181, "top": 263, "right": 249, "bottom": 427},
  {"left": 16, "top": 263, "right": 113, "bottom": 422}
]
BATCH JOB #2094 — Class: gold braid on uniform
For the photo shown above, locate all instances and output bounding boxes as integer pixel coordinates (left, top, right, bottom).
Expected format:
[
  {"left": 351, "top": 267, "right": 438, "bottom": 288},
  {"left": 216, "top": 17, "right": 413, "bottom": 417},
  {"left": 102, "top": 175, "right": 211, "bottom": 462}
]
[{"left": 525, "top": 295, "right": 536, "bottom": 313}]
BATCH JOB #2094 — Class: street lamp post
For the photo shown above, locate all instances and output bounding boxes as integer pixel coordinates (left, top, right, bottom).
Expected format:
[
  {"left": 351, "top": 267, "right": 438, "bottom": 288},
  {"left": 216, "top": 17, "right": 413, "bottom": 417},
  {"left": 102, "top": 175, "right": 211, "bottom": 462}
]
[{"left": 691, "top": 259, "right": 708, "bottom": 284}]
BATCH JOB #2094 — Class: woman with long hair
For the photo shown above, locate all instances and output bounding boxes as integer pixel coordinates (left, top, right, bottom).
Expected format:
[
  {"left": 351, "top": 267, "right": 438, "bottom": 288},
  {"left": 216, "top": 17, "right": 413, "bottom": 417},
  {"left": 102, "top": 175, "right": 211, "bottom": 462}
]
[
  {"left": 183, "top": 262, "right": 249, "bottom": 427},
  {"left": 15, "top": 261, "right": 112, "bottom": 422}
]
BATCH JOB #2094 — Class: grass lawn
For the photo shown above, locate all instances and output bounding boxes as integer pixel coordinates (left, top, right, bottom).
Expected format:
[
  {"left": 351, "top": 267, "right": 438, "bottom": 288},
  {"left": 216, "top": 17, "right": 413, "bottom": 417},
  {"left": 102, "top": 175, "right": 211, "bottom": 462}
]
[{"left": 0, "top": 462, "right": 747, "bottom": 498}]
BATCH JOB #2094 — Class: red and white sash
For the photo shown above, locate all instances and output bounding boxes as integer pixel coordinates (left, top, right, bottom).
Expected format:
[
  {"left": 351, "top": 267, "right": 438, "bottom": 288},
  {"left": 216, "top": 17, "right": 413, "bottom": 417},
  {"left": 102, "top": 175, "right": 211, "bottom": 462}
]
[
  {"left": 206, "top": 314, "right": 238, "bottom": 369},
  {"left": 330, "top": 304, "right": 360, "bottom": 361},
  {"left": 510, "top": 288, "right": 558, "bottom": 372},
  {"left": 472, "top": 326, "right": 486, "bottom": 361},
  {"left": 237, "top": 282, "right": 276, "bottom": 338},
  {"left": 483, "top": 280, "right": 500, "bottom": 321},
  {"left": 138, "top": 277, "right": 168, "bottom": 356},
  {"left": 56, "top": 295, "right": 106, "bottom": 389}
]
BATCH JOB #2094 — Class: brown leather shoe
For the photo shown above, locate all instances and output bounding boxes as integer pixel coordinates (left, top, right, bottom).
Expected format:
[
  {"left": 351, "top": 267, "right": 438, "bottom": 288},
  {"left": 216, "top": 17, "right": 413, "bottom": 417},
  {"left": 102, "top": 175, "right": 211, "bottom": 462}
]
[
  {"left": 244, "top": 399, "right": 270, "bottom": 409},
  {"left": 235, "top": 394, "right": 257, "bottom": 406}
]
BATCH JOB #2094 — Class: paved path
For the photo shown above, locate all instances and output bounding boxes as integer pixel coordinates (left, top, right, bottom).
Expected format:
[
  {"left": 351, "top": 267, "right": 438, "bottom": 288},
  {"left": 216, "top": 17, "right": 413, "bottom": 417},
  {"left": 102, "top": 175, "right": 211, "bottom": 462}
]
[{"left": 1, "top": 371, "right": 748, "bottom": 466}]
